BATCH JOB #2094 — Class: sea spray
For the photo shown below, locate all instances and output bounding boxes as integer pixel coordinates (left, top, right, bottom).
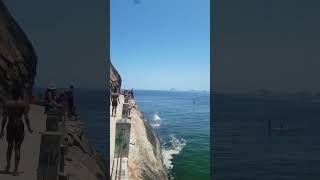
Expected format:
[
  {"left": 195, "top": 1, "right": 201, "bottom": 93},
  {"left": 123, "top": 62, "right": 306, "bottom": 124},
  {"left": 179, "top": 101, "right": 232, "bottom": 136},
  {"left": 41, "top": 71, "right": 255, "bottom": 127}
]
[
  {"left": 150, "top": 112, "right": 162, "bottom": 128},
  {"left": 154, "top": 113, "right": 161, "bottom": 121},
  {"left": 134, "top": 90, "right": 210, "bottom": 179},
  {"left": 161, "top": 134, "right": 187, "bottom": 171},
  {"left": 148, "top": 113, "right": 187, "bottom": 177}
]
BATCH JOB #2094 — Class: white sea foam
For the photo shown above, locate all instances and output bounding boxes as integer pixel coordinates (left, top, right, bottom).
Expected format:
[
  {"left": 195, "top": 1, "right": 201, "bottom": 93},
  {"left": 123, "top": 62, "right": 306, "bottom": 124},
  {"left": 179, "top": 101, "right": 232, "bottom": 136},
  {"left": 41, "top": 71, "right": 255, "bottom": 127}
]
[
  {"left": 150, "top": 123, "right": 161, "bottom": 128},
  {"left": 150, "top": 112, "right": 161, "bottom": 128},
  {"left": 153, "top": 113, "right": 161, "bottom": 121},
  {"left": 161, "top": 134, "right": 187, "bottom": 171}
]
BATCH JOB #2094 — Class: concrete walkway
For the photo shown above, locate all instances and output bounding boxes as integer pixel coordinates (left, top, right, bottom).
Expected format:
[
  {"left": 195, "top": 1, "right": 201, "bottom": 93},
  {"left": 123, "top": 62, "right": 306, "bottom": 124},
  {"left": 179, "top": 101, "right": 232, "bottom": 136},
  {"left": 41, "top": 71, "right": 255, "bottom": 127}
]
[
  {"left": 110, "top": 95, "right": 124, "bottom": 174},
  {"left": 0, "top": 105, "right": 46, "bottom": 180}
]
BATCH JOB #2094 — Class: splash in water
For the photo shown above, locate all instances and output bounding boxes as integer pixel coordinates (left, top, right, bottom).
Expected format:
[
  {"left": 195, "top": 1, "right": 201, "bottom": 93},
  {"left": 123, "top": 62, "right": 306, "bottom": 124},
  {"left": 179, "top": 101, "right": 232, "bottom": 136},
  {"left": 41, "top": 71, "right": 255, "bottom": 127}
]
[
  {"left": 150, "top": 113, "right": 161, "bottom": 128},
  {"left": 161, "top": 134, "right": 187, "bottom": 171}
]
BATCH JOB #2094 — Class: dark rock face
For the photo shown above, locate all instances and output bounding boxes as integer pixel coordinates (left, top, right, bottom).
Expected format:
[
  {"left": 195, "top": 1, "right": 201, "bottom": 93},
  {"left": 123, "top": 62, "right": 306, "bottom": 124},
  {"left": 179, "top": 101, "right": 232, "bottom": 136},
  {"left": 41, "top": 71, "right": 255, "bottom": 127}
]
[
  {"left": 110, "top": 62, "right": 121, "bottom": 92},
  {"left": 64, "top": 120, "right": 106, "bottom": 180},
  {"left": 0, "top": 0, "right": 37, "bottom": 104}
]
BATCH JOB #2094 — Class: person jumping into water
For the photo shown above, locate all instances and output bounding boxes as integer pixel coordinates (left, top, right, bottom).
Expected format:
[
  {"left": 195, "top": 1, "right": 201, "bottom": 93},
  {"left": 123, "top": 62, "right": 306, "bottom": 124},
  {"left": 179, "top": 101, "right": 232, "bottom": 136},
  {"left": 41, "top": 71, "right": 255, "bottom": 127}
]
[
  {"left": 111, "top": 87, "right": 120, "bottom": 117},
  {"left": 0, "top": 84, "right": 33, "bottom": 176}
]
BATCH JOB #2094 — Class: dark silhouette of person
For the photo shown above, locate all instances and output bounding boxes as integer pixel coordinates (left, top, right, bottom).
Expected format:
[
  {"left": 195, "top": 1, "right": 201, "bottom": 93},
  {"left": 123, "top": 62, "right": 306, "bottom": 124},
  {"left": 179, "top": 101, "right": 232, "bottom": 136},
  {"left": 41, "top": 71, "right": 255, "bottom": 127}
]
[
  {"left": 66, "top": 85, "right": 75, "bottom": 117},
  {"left": 130, "top": 89, "right": 134, "bottom": 99},
  {"left": 0, "top": 85, "right": 33, "bottom": 176},
  {"left": 111, "top": 87, "right": 120, "bottom": 117},
  {"left": 44, "top": 83, "right": 61, "bottom": 113}
]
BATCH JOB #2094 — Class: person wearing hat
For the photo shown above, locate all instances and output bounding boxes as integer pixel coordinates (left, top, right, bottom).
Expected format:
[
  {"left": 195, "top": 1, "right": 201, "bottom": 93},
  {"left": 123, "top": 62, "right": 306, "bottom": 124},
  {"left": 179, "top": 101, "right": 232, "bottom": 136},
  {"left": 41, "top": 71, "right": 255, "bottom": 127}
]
[{"left": 44, "top": 83, "right": 61, "bottom": 113}]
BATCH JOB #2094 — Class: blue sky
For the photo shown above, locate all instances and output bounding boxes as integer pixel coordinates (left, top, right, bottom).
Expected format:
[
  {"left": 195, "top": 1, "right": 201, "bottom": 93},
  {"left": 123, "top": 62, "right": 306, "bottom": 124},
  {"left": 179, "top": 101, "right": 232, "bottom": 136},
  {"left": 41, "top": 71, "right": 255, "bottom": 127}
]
[{"left": 111, "top": 0, "right": 210, "bottom": 91}]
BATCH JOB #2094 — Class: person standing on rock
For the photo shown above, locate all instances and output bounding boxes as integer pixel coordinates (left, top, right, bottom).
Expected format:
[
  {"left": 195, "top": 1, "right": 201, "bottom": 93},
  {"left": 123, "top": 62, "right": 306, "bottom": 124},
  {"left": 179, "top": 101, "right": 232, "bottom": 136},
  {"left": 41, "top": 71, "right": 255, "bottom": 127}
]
[
  {"left": 57, "top": 90, "right": 69, "bottom": 116},
  {"left": 130, "top": 88, "right": 134, "bottom": 99},
  {"left": 67, "top": 85, "right": 75, "bottom": 117},
  {"left": 0, "top": 83, "right": 33, "bottom": 176},
  {"left": 111, "top": 87, "right": 120, "bottom": 117},
  {"left": 44, "top": 83, "right": 62, "bottom": 113}
]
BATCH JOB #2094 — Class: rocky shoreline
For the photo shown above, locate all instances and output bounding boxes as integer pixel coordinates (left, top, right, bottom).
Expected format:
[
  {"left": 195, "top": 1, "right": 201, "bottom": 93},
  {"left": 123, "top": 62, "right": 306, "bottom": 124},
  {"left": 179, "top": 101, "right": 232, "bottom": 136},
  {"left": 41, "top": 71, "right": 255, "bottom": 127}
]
[
  {"left": 128, "top": 103, "right": 168, "bottom": 180},
  {"left": 63, "top": 119, "right": 107, "bottom": 180},
  {"left": 110, "top": 62, "right": 167, "bottom": 180}
]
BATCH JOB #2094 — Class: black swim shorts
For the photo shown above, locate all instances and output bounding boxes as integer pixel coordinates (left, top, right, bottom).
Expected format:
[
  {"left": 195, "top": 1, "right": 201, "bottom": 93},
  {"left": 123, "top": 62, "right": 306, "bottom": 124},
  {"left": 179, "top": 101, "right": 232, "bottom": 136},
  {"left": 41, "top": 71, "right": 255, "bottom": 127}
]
[
  {"left": 6, "top": 122, "right": 25, "bottom": 144},
  {"left": 112, "top": 100, "right": 118, "bottom": 107}
]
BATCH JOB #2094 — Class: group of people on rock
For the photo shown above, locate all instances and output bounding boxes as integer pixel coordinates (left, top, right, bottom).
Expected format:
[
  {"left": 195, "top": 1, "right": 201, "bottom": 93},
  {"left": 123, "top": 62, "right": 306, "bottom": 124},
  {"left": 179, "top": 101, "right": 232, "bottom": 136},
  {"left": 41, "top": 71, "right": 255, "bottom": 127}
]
[
  {"left": 110, "top": 87, "right": 135, "bottom": 117},
  {"left": 44, "top": 83, "right": 76, "bottom": 118},
  {"left": 123, "top": 89, "right": 134, "bottom": 99},
  {"left": 0, "top": 82, "right": 77, "bottom": 176}
]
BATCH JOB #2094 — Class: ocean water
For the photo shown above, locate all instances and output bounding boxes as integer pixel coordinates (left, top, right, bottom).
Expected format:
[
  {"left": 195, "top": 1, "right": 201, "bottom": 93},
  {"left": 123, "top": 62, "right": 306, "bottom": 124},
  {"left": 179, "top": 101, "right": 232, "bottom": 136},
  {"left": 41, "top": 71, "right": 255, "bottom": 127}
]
[
  {"left": 213, "top": 94, "right": 320, "bottom": 180},
  {"left": 134, "top": 90, "right": 210, "bottom": 180},
  {"left": 74, "top": 89, "right": 108, "bottom": 162}
]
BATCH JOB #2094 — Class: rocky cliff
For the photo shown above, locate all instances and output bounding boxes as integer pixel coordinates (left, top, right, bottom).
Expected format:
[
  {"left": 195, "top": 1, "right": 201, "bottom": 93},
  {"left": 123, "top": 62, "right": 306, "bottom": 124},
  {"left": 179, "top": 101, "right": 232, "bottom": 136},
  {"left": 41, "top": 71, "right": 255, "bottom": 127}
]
[
  {"left": 110, "top": 62, "right": 121, "bottom": 92},
  {"left": 110, "top": 64, "right": 167, "bottom": 180},
  {"left": 0, "top": 2, "right": 106, "bottom": 179},
  {"left": 128, "top": 104, "right": 168, "bottom": 180},
  {"left": 0, "top": 0, "right": 37, "bottom": 104},
  {"left": 64, "top": 120, "right": 106, "bottom": 180}
]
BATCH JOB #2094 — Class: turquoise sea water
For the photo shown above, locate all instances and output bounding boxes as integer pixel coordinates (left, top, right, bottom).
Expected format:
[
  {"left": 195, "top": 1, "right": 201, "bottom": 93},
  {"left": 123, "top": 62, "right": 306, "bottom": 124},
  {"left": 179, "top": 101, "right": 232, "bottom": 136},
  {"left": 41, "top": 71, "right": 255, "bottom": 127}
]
[{"left": 134, "top": 90, "right": 210, "bottom": 180}]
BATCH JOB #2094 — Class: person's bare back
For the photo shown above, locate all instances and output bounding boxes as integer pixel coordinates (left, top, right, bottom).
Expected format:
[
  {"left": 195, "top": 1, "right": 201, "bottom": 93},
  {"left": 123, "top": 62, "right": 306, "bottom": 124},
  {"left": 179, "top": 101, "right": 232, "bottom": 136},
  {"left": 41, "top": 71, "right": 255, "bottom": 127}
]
[
  {"left": 5, "top": 100, "right": 26, "bottom": 125},
  {"left": 1, "top": 98, "right": 33, "bottom": 176}
]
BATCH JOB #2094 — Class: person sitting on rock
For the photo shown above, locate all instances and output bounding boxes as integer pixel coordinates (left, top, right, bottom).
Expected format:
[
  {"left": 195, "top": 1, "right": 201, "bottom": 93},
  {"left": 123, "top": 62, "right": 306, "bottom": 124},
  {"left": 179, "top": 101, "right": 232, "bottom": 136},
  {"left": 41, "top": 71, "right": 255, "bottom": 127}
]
[{"left": 0, "top": 83, "right": 33, "bottom": 176}]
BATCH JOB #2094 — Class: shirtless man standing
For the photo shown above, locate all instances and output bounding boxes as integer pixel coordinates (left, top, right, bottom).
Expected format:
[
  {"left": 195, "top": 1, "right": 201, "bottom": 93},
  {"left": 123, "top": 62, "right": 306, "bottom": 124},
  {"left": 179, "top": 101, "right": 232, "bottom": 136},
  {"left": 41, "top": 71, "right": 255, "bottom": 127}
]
[
  {"left": 0, "top": 87, "right": 33, "bottom": 176},
  {"left": 111, "top": 87, "right": 120, "bottom": 117}
]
